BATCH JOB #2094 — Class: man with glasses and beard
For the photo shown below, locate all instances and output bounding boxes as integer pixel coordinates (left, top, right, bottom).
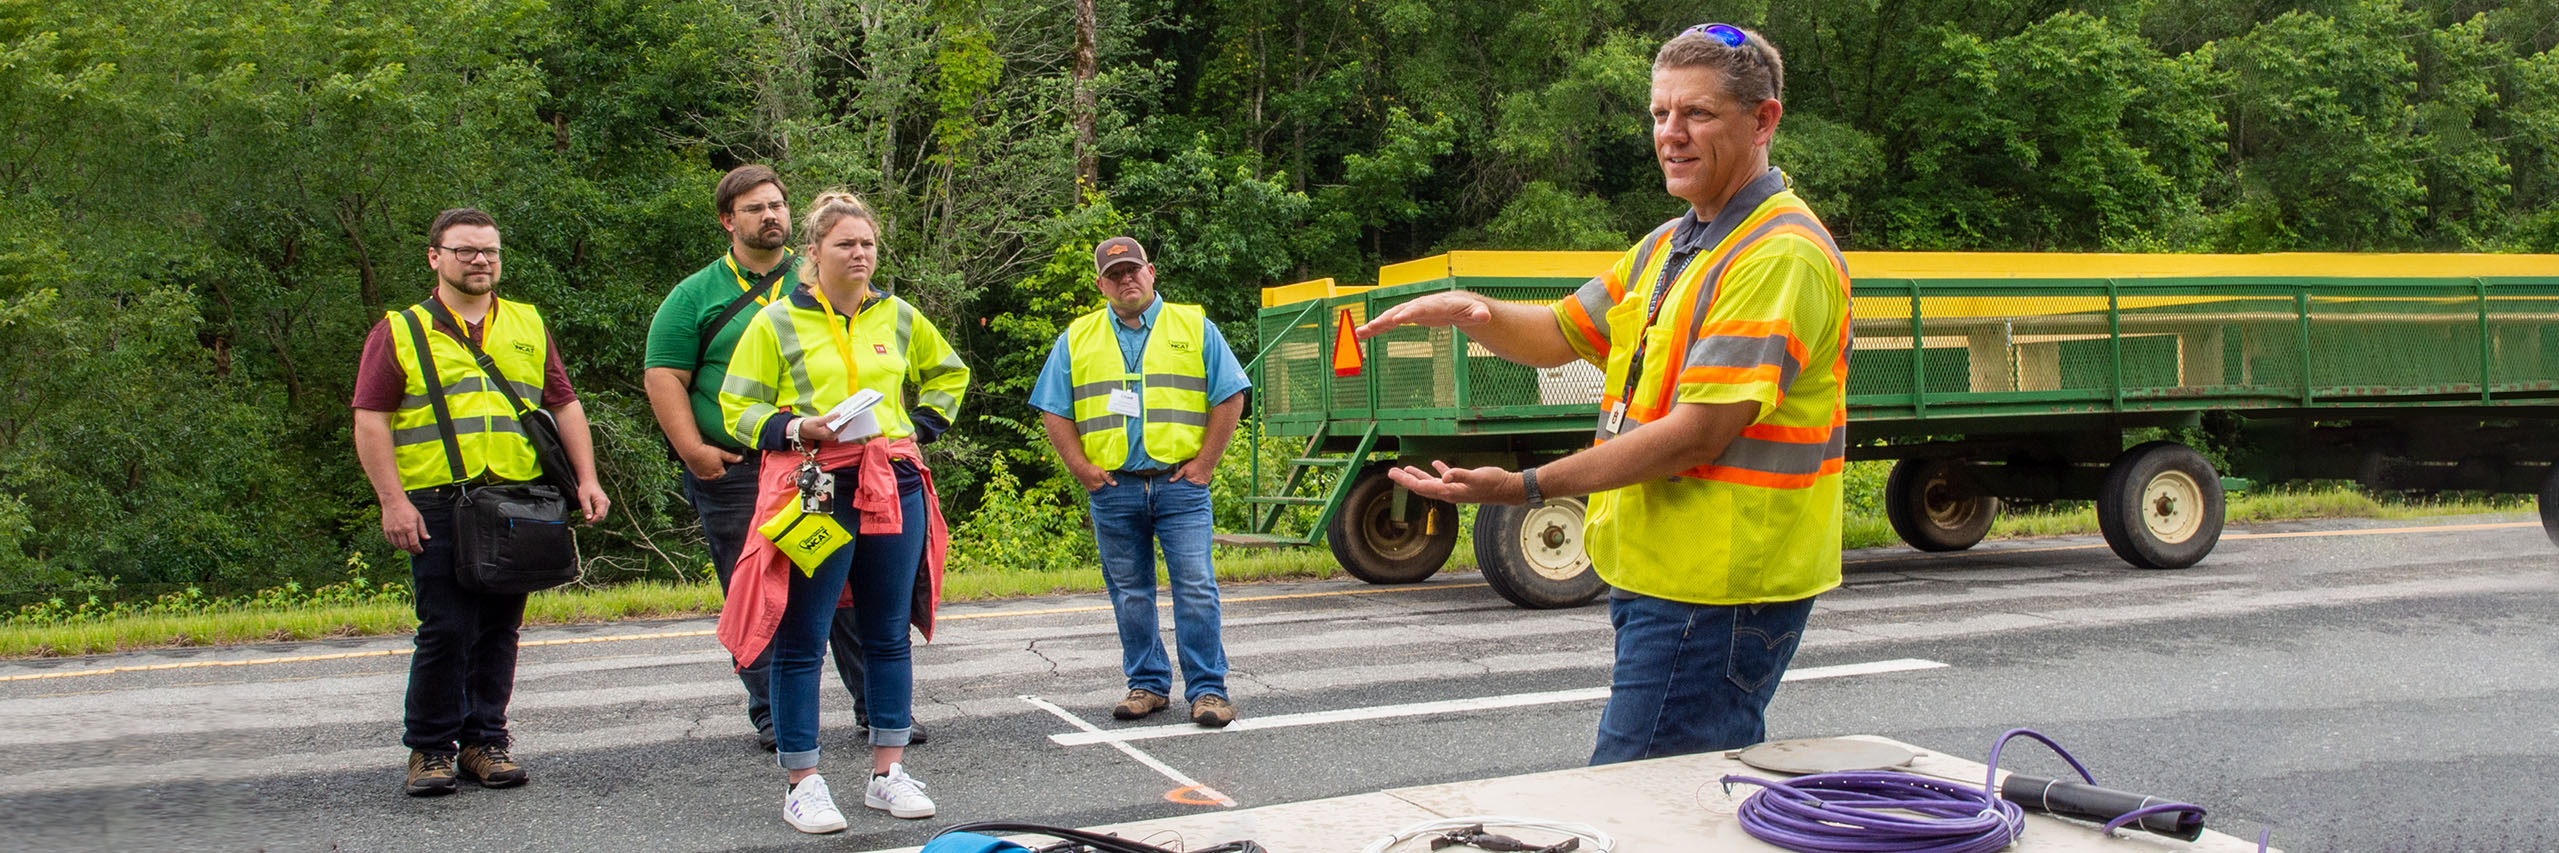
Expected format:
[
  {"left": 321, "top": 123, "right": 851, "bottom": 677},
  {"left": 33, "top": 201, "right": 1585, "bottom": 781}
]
[
  {"left": 353, "top": 207, "right": 611, "bottom": 795},
  {"left": 645, "top": 166, "right": 928, "bottom": 751}
]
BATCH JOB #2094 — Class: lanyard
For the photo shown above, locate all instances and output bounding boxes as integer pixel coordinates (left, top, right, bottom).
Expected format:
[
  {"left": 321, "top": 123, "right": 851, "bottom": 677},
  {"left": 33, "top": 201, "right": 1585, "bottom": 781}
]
[
  {"left": 1607, "top": 242, "right": 1696, "bottom": 433},
  {"left": 804, "top": 285, "right": 867, "bottom": 394},
  {"left": 722, "top": 250, "right": 795, "bottom": 304}
]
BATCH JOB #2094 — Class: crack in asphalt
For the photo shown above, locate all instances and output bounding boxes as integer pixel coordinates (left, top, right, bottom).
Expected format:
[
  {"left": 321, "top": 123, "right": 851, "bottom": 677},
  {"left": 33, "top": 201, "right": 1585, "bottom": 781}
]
[{"left": 1026, "top": 639, "right": 1065, "bottom": 677}]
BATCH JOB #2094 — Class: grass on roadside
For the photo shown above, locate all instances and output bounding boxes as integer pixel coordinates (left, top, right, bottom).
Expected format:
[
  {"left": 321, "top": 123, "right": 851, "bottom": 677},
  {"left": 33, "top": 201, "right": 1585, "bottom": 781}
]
[{"left": 2, "top": 485, "right": 2532, "bottom": 659}]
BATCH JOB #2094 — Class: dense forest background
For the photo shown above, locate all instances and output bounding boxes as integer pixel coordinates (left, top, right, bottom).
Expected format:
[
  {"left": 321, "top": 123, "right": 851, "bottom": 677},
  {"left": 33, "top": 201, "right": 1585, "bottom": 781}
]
[{"left": 3, "top": 0, "right": 2554, "bottom": 602}]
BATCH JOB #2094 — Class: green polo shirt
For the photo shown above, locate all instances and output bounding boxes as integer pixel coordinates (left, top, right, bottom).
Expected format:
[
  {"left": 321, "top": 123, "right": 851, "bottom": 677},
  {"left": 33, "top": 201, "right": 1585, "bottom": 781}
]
[{"left": 644, "top": 251, "right": 798, "bottom": 451}]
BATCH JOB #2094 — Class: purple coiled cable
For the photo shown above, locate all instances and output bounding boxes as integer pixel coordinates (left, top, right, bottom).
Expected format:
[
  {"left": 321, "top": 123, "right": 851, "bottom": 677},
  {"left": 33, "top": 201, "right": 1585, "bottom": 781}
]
[{"left": 1719, "top": 728, "right": 2211, "bottom": 853}]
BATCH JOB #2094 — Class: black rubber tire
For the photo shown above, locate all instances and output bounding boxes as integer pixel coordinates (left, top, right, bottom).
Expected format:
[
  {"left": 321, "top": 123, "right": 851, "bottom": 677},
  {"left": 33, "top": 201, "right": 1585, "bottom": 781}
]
[
  {"left": 2096, "top": 441, "right": 2225, "bottom": 569},
  {"left": 2539, "top": 465, "right": 2559, "bottom": 549},
  {"left": 1883, "top": 458, "right": 2000, "bottom": 552},
  {"left": 1325, "top": 465, "right": 1459, "bottom": 584},
  {"left": 1473, "top": 500, "right": 1607, "bottom": 609}
]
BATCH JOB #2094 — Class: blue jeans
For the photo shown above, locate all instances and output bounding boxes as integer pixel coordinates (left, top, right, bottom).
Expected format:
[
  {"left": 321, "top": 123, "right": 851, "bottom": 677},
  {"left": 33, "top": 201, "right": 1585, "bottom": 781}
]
[
  {"left": 1090, "top": 472, "right": 1226, "bottom": 702},
  {"left": 770, "top": 479, "right": 926, "bottom": 770},
  {"left": 401, "top": 488, "right": 528, "bottom": 754},
  {"left": 1590, "top": 593, "right": 1816, "bottom": 765},
  {"left": 683, "top": 455, "right": 873, "bottom": 731}
]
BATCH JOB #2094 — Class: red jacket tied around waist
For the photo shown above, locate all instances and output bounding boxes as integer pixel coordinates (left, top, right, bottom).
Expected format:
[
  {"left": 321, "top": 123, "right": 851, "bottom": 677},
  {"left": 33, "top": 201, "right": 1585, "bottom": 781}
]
[{"left": 715, "top": 436, "right": 948, "bottom": 670}]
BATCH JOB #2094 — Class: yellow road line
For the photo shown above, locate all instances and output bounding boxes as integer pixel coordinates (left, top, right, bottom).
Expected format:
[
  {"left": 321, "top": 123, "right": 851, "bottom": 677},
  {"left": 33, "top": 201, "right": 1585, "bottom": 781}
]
[
  {"left": 1845, "top": 520, "right": 2537, "bottom": 567},
  {"left": 0, "top": 583, "right": 1489, "bottom": 683},
  {"left": 2221, "top": 521, "right": 2534, "bottom": 539},
  {"left": 12, "top": 519, "right": 2522, "bottom": 683}
]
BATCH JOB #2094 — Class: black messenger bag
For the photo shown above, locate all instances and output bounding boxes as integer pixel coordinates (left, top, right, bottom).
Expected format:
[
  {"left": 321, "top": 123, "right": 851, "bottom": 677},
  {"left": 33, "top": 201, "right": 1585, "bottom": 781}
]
[{"left": 401, "top": 307, "right": 581, "bottom": 594}]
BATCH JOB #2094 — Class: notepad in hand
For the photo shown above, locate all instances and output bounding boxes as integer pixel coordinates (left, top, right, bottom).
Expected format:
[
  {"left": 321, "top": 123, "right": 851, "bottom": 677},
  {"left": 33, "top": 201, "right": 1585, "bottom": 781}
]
[{"left": 822, "top": 389, "right": 885, "bottom": 440}]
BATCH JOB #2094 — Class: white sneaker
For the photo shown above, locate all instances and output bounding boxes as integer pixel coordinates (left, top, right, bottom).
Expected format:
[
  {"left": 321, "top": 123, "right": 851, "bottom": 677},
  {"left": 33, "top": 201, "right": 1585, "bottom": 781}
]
[
  {"left": 863, "top": 762, "right": 936, "bottom": 819},
  {"left": 782, "top": 774, "right": 848, "bottom": 834}
]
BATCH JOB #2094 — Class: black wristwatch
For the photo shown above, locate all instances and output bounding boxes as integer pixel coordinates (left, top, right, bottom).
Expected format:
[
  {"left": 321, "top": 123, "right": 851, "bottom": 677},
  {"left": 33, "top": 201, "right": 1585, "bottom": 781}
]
[{"left": 1521, "top": 466, "right": 1545, "bottom": 508}]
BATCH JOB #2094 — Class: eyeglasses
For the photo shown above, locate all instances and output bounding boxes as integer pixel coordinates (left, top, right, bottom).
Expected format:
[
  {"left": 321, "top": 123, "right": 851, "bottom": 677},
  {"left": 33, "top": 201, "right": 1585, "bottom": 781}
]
[
  {"left": 435, "top": 246, "right": 502, "bottom": 261},
  {"left": 734, "top": 201, "right": 789, "bottom": 217},
  {"left": 1686, "top": 23, "right": 1748, "bottom": 47}
]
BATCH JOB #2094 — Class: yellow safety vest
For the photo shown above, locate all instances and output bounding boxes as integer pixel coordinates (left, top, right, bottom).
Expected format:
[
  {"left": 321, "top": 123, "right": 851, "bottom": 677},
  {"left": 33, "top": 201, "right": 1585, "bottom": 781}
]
[
  {"left": 1066, "top": 303, "right": 1210, "bottom": 470},
  {"left": 718, "top": 291, "right": 971, "bottom": 447},
  {"left": 386, "top": 298, "right": 550, "bottom": 490},
  {"left": 1573, "top": 191, "right": 1852, "bottom": 604}
]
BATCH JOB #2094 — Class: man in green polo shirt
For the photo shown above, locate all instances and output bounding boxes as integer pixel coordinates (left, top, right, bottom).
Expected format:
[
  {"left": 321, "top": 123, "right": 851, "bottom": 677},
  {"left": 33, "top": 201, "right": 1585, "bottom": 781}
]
[{"left": 644, "top": 165, "right": 925, "bottom": 750}]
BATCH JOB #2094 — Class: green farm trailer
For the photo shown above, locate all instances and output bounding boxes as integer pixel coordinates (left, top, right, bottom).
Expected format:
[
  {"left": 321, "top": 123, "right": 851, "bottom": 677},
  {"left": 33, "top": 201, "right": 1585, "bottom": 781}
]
[{"left": 1221, "top": 251, "right": 2559, "bottom": 609}]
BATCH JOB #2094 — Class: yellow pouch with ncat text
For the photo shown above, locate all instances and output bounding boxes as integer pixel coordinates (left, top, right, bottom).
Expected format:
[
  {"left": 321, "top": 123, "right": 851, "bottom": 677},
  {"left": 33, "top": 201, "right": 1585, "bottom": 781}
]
[{"left": 756, "top": 501, "right": 851, "bottom": 577}]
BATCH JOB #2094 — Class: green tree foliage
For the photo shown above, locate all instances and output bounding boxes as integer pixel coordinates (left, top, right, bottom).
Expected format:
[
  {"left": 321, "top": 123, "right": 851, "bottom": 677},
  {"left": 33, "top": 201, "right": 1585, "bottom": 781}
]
[{"left": 2, "top": 0, "right": 2553, "bottom": 598}]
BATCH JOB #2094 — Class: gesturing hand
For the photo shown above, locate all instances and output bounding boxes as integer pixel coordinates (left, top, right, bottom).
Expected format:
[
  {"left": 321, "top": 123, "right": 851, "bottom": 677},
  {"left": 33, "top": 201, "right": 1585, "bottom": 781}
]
[
  {"left": 1355, "top": 292, "right": 1492, "bottom": 339},
  {"left": 1385, "top": 460, "right": 1527, "bottom": 506}
]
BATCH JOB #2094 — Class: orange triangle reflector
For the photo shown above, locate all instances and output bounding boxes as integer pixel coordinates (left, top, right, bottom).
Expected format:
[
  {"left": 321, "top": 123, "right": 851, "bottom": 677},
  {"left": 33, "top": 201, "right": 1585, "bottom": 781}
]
[{"left": 1332, "top": 308, "right": 1364, "bottom": 377}]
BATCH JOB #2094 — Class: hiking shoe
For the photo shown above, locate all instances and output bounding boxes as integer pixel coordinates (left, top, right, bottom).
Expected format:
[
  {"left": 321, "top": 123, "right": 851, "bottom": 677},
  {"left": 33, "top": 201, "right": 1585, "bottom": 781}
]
[
  {"left": 863, "top": 762, "right": 936, "bottom": 819},
  {"left": 1190, "top": 694, "right": 1237, "bottom": 728},
  {"left": 459, "top": 741, "right": 527, "bottom": 788},
  {"left": 782, "top": 774, "right": 848, "bottom": 834},
  {"left": 1111, "top": 689, "right": 1169, "bottom": 720},
  {"left": 404, "top": 750, "right": 459, "bottom": 797}
]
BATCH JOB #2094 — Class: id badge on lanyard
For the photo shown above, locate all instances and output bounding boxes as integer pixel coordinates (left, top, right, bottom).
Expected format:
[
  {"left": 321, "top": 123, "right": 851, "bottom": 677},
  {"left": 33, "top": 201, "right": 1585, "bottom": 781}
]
[
  {"left": 1614, "top": 252, "right": 1696, "bottom": 432},
  {"left": 1106, "top": 385, "right": 1143, "bottom": 418}
]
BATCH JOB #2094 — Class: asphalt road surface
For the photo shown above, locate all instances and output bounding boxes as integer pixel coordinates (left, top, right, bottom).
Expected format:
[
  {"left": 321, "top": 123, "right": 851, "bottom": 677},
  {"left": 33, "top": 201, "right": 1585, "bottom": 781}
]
[{"left": 4, "top": 513, "right": 2553, "bottom": 852}]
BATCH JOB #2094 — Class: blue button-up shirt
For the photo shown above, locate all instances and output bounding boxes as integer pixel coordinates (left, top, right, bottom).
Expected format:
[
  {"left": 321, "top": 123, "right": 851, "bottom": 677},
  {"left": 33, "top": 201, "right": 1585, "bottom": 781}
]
[{"left": 1030, "top": 296, "right": 1251, "bottom": 472}]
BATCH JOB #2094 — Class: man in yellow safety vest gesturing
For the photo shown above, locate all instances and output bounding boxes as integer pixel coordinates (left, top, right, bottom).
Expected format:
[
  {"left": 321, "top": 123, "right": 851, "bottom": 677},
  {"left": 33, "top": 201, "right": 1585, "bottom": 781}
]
[{"left": 1356, "top": 24, "right": 1851, "bottom": 764}]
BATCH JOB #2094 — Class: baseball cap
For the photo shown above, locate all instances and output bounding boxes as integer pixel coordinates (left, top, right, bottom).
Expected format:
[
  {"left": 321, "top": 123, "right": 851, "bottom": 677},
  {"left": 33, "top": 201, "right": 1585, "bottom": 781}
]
[{"left": 1094, "top": 237, "right": 1149, "bottom": 275}]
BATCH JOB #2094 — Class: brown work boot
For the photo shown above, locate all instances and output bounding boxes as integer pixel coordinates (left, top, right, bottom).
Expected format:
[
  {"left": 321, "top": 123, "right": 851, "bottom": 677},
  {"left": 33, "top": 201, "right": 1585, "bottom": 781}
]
[
  {"left": 1189, "top": 694, "right": 1237, "bottom": 728},
  {"left": 459, "top": 741, "right": 527, "bottom": 788},
  {"left": 404, "top": 750, "right": 459, "bottom": 797},
  {"left": 1111, "top": 688, "right": 1169, "bottom": 720}
]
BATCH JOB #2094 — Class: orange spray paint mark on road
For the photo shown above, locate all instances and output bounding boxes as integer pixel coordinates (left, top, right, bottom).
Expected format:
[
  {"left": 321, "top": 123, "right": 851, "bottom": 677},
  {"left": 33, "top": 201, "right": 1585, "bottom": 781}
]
[{"left": 1164, "top": 785, "right": 1227, "bottom": 806}]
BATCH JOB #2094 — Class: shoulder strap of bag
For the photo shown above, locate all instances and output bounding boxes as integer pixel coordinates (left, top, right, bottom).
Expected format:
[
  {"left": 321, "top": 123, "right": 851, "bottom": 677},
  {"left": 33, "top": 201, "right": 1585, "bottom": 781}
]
[
  {"left": 695, "top": 255, "right": 795, "bottom": 371},
  {"left": 399, "top": 308, "right": 470, "bottom": 484},
  {"left": 423, "top": 298, "right": 545, "bottom": 421}
]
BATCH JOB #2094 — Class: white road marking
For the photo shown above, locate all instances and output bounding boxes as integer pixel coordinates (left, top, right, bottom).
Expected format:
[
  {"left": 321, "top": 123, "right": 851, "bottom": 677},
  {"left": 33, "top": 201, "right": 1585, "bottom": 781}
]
[
  {"left": 1049, "top": 658, "right": 1950, "bottom": 747},
  {"left": 1020, "top": 694, "right": 1239, "bottom": 808}
]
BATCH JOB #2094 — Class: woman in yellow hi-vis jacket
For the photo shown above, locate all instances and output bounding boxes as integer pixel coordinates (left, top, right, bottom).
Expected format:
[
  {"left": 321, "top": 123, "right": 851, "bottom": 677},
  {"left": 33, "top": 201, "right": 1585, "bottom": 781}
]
[{"left": 713, "top": 191, "right": 968, "bottom": 834}]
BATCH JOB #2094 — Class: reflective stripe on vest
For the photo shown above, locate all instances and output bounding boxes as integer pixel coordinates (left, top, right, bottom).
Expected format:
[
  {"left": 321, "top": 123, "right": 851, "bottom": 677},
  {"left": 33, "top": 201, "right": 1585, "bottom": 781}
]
[
  {"left": 1066, "top": 303, "right": 1210, "bottom": 470},
  {"left": 1579, "top": 191, "right": 1851, "bottom": 606},
  {"left": 385, "top": 300, "right": 550, "bottom": 489},
  {"left": 720, "top": 295, "right": 947, "bottom": 444},
  {"left": 1591, "top": 203, "right": 1848, "bottom": 488}
]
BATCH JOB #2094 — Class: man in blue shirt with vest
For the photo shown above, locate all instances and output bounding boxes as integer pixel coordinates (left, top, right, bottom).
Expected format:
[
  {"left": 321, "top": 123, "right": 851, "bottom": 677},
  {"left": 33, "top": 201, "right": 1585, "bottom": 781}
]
[{"left": 1032, "top": 237, "right": 1251, "bottom": 727}]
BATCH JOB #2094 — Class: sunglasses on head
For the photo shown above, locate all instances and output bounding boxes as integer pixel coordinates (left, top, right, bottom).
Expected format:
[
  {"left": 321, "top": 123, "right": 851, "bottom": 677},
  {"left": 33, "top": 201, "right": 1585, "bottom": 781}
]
[{"left": 1686, "top": 23, "right": 1748, "bottom": 47}]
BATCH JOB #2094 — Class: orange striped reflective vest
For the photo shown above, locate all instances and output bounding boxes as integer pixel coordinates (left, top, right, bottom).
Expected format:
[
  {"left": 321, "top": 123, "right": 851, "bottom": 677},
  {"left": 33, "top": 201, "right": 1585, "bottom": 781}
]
[{"left": 1561, "top": 174, "right": 1851, "bottom": 604}]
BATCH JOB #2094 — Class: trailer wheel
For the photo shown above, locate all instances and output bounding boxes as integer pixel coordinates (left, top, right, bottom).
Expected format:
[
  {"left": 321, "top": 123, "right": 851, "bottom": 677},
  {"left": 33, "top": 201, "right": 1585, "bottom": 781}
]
[
  {"left": 1473, "top": 500, "right": 1606, "bottom": 609},
  {"left": 1884, "top": 458, "right": 2000, "bottom": 552},
  {"left": 2540, "top": 465, "right": 2559, "bottom": 549},
  {"left": 2097, "top": 441, "right": 2225, "bottom": 569},
  {"left": 1326, "top": 466, "right": 1458, "bottom": 584}
]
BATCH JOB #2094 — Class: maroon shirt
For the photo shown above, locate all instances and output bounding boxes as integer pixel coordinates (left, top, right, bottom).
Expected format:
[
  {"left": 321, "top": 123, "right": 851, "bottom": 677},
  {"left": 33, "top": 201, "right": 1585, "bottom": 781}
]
[{"left": 351, "top": 314, "right": 577, "bottom": 412}]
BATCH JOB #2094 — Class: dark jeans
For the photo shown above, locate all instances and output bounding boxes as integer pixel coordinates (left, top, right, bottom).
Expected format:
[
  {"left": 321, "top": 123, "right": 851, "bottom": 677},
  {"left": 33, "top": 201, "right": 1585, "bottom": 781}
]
[
  {"left": 683, "top": 454, "right": 871, "bottom": 731},
  {"left": 1589, "top": 593, "right": 1817, "bottom": 765},
  {"left": 403, "top": 488, "right": 529, "bottom": 754},
  {"left": 772, "top": 481, "right": 927, "bottom": 769}
]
